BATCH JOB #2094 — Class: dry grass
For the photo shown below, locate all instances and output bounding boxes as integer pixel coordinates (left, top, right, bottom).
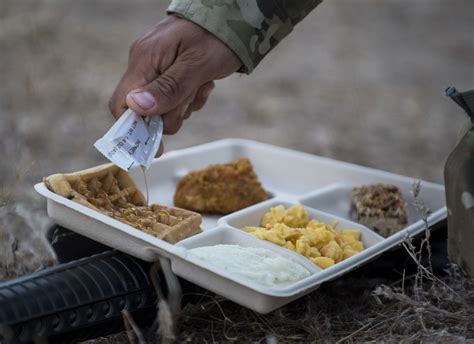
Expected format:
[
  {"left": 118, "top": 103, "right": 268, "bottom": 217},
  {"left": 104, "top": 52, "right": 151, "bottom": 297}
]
[
  {"left": 0, "top": 169, "right": 56, "bottom": 282},
  {"left": 170, "top": 266, "right": 474, "bottom": 343}
]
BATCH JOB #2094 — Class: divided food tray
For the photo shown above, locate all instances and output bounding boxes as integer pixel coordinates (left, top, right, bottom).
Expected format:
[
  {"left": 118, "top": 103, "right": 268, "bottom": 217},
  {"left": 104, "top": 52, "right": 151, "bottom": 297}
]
[{"left": 35, "top": 139, "right": 447, "bottom": 313}]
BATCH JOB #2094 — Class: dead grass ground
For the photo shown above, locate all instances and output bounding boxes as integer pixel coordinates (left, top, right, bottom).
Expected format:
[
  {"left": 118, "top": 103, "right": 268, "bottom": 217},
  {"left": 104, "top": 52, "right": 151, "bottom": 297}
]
[{"left": 1, "top": 0, "right": 473, "bottom": 342}]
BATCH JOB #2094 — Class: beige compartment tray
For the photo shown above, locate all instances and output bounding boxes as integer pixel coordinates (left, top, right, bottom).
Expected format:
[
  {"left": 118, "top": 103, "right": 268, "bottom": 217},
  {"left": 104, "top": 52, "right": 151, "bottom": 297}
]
[{"left": 35, "top": 138, "right": 447, "bottom": 313}]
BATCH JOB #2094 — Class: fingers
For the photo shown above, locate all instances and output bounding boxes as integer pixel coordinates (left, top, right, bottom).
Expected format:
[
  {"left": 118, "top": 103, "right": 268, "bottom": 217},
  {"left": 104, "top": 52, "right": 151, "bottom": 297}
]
[
  {"left": 109, "top": 74, "right": 138, "bottom": 119},
  {"left": 161, "top": 81, "right": 214, "bottom": 127},
  {"left": 182, "top": 105, "right": 193, "bottom": 120},
  {"left": 162, "top": 111, "right": 184, "bottom": 135},
  {"left": 111, "top": 72, "right": 211, "bottom": 135},
  {"left": 112, "top": 70, "right": 214, "bottom": 136},
  {"left": 161, "top": 92, "right": 195, "bottom": 134},
  {"left": 179, "top": 81, "right": 215, "bottom": 120},
  {"left": 190, "top": 81, "right": 215, "bottom": 112},
  {"left": 155, "top": 79, "right": 214, "bottom": 134},
  {"left": 155, "top": 141, "right": 164, "bottom": 158},
  {"left": 109, "top": 14, "right": 240, "bottom": 121},
  {"left": 109, "top": 32, "right": 172, "bottom": 119},
  {"left": 126, "top": 55, "right": 204, "bottom": 117}
]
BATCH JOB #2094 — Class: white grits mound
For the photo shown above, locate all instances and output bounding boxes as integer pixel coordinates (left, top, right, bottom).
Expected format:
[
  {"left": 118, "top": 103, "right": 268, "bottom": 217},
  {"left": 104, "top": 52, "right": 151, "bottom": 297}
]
[{"left": 189, "top": 244, "right": 310, "bottom": 288}]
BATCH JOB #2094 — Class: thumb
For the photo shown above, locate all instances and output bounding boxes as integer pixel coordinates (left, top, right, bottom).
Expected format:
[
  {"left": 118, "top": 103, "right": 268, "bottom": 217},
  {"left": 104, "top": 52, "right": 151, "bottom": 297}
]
[{"left": 126, "top": 60, "right": 201, "bottom": 116}]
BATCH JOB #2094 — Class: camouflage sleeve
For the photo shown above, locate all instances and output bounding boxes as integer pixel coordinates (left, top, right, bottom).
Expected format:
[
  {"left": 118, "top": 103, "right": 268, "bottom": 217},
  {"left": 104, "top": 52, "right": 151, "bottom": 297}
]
[{"left": 167, "top": 0, "right": 323, "bottom": 73}]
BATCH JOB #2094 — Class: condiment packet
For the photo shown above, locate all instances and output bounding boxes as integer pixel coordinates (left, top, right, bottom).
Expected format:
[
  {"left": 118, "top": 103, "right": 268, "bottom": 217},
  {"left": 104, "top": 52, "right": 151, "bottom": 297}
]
[{"left": 94, "top": 109, "right": 163, "bottom": 171}]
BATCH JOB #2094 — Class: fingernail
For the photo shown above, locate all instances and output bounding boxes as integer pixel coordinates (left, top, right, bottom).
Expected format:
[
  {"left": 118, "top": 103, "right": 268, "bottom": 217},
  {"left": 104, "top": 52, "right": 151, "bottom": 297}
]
[{"left": 130, "top": 91, "right": 156, "bottom": 110}]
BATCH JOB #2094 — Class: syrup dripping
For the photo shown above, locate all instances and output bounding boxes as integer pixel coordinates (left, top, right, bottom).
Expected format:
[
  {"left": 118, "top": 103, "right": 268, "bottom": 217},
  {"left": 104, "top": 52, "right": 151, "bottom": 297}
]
[{"left": 140, "top": 165, "right": 149, "bottom": 206}]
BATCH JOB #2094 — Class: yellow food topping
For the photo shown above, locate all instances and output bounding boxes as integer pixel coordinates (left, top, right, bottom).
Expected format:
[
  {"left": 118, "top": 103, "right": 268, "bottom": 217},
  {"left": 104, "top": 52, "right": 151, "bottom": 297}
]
[
  {"left": 261, "top": 204, "right": 309, "bottom": 228},
  {"left": 311, "top": 257, "right": 335, "bottom": 269},
  {"left": 243, "top": 204, "right": 364, "bottom": 269}
]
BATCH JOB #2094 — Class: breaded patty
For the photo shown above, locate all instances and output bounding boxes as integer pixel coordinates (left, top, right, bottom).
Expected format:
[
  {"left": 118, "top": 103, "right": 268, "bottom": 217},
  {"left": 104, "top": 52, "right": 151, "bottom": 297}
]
[{"left": 174, "top": 158, "right": 268, "bottom": 214}]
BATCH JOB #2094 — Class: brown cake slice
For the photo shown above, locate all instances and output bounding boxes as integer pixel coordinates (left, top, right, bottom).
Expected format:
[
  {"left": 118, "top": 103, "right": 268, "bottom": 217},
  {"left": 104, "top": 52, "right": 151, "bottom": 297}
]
[
  {"left": 44, "top": 163, "right": 201, "bottom": 243},
  {"left": 351, "top": 184, "right": 408, "bottom": 237},
  {"left": 174, "top": 158, "right": 268, "bottom": 214}
]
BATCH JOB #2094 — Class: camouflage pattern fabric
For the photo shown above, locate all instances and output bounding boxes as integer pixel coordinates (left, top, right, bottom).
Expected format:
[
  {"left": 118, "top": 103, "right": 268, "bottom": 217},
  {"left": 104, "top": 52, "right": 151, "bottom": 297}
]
[{"left": 167, "top": 0, "right": 323, "bottom": 73}]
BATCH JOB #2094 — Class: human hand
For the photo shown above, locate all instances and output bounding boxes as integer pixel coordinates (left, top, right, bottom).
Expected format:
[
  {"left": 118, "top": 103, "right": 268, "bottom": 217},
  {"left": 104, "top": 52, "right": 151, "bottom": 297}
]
[{"left": 109, "top": 15, "right": 242, "bottom": 139}]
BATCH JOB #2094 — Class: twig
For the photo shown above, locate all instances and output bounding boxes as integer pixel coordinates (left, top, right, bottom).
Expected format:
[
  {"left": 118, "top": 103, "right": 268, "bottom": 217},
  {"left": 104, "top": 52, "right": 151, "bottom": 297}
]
[
  {"left": 212, "top": 296, "right": 231, "bottom": 322},
  {"left": 402, "top": 269, "right": 406, "bottom": 295},
  {"left": 211, "top": 320, "right": 215, "bottom": 343},
  {"left": 122, "top": 309, "right": 146, "bottom": 344},
  {"left": 149, "top": 257, "right": 183, "bottom": 343},
  {"left": 336, "top": 322, "right": 372, "bottom": 343},
  {"left": 411, "top": 180, "right": 434, "bottom": 274},
  {"left": 402, "top": 242, "right": 459, "bottom": 296}
]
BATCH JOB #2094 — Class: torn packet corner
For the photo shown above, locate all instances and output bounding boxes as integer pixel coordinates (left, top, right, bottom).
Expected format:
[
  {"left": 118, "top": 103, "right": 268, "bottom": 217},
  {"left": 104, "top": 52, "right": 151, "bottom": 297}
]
[{"left": 94, "top": 109, "right": 163, "bottom": 171}]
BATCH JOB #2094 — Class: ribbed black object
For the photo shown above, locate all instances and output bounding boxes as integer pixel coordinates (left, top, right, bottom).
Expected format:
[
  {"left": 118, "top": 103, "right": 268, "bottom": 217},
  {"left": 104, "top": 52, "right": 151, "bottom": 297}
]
[{"left": 0, "top": 250, "right": 156, "bottom": 343}]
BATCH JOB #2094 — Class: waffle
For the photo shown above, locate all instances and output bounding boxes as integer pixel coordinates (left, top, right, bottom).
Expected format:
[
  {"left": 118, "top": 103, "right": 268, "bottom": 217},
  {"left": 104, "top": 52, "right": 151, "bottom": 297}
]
[
  {"left": 351, "top": 184, "right": 408, "bottom": 237},
  {"left": 44, "top": 163, "right": 201, "bottom": 243}
]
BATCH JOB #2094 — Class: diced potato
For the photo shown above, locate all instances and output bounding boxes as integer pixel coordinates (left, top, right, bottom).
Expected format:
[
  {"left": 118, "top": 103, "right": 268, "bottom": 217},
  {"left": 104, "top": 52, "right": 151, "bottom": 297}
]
[
  {"left": 308, "top": 247, "right": 321, "bottom": 258},
  {"left": 273, "top": 223, "right": 302, "bottom": 241},
  {"left": 299, "top": 230, "right": 319, "bottom": 247},
  {"left": 325, "top": 223, "right": 339, "bottom": 235},
  {"left": 252, "top": 231, "right": 266, "bottom": 240},
  {"left": 341, "top": 236, "right": 356, "bottom": 246},
  {"left": 348, "top": 240, "right": 364, "bottom": 252},
  {"left": 316, "top": 228, "right": 335, "bottom": 247},
  {"left": 311, "top": 256, "right": 335, "bottom": 269},
  {"left": 245, "top": 228, "right": 267, "bottom": 239},
  {"left": 340, "top": 229, "right": 362, "bottom": 241},
  {"left": 295, "top": 237, "right": 311, "bottom": 256},
  {"left": 251, "top": 230, "right": 280, "bottom": 245},
  {"left": 306, "top": 219, "right": 325, "bottom": 231},
  {"left": 334, "top": 234, "right": 343, "bottom": 246},
  {"left": 343, "top": 248, "right": 359, "bottom": 259},
  {"left": 243, "top": 226, "right": 265, "bottom": 233},
  {"left": 261, "top": 231, "right": 286, "bottom": 246},
  {"left": 320, "top": 240, "right": 343, "bottom": 262},
  {"left": 243, "top": 205, "right": 365, "bottom": 270},
  {"left": 261, "top": 205, "right": 287, "bottom": 226},
  {"left": 283, "top": 204, "right": 309, "bottom": 227},
  {"left": 283, "top": 241, "right": 296, "bottom": 251}
]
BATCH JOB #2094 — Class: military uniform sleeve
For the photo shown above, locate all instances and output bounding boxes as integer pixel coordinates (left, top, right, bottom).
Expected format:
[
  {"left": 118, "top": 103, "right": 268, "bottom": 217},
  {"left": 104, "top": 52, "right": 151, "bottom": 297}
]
[{"left": 167, "top": 0, "right": 323, "bottom": 73}]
